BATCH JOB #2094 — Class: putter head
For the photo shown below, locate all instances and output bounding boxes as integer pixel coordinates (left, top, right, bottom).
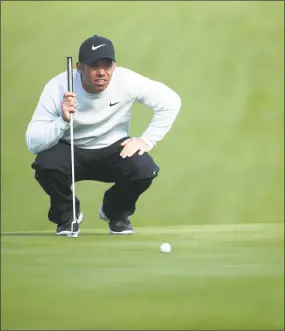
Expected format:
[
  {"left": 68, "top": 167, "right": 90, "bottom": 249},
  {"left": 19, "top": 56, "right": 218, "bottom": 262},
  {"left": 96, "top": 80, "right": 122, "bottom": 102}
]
[
  {"left": 67, "top": 232, "right": 78, "bottom": 238},
  {"left": 67, "top": 221, "right": 79, "bottom": 238}
]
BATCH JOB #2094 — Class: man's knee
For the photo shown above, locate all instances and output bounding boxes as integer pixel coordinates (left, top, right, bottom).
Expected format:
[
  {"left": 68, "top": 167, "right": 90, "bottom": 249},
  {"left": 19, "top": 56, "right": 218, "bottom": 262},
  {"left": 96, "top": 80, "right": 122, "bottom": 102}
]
[{"left": 127, "top": 153, "right": 160, "bottom": 180}]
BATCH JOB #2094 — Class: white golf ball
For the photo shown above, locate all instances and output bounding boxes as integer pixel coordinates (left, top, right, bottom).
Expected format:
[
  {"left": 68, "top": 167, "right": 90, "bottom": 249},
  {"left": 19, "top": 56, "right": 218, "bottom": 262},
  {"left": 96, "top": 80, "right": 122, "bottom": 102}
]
[{"left": 160, "top": 243, "right": 171, "bottom": 253}]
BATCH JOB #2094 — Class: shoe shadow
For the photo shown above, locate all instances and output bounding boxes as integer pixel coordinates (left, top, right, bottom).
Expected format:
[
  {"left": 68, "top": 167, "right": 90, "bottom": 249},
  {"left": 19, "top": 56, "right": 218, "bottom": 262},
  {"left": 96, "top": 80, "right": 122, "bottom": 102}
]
[{"left": 1, "top": 232, "right": 110, "bottom": 237}]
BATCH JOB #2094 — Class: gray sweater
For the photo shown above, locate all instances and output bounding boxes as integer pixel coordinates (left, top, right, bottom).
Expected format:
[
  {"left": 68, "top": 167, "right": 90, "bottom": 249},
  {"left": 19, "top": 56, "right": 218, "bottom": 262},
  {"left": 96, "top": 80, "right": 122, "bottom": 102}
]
[{"left": 26, "top": 67, "right": 181, "bottom": 154}]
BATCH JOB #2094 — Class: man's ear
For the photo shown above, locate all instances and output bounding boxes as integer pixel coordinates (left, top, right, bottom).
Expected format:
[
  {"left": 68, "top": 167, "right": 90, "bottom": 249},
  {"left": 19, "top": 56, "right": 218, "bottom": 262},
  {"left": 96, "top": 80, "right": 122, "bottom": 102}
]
[{"left": 76, "top": 62, "right": 82, "bottom": 72}]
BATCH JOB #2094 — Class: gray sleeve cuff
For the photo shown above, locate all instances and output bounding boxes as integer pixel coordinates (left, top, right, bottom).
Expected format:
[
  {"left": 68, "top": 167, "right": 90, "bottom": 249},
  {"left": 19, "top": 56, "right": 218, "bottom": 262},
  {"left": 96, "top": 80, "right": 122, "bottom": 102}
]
[
  {"left": 57, "top": 116, "right": 70, "bottom": 130},
  {"left": 140, "top": 136, "right": 156, "bottom": 151}
]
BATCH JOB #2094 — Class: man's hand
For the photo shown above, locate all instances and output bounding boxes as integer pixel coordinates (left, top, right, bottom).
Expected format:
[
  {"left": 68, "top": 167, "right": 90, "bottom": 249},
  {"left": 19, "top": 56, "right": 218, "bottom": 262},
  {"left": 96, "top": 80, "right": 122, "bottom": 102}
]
[
  {"left": 61, "top": 92, "right": 76, "bottom": 123},
  {"left": 120, "top": 138, "right": 149, "bottom": 158}
]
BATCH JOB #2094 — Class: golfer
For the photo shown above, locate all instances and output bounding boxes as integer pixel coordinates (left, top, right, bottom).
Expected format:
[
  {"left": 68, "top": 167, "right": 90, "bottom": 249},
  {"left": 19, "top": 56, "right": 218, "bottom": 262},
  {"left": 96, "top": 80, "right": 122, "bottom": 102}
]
[{"left": 26, "top": 35, "right": 181, "bottom": 236}]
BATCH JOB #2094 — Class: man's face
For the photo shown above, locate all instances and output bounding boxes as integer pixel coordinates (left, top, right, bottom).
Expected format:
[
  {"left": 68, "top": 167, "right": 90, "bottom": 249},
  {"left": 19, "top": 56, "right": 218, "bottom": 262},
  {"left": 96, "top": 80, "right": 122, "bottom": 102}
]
[{"left": 77, "top": 59, "right": 116, "bottom": 93}]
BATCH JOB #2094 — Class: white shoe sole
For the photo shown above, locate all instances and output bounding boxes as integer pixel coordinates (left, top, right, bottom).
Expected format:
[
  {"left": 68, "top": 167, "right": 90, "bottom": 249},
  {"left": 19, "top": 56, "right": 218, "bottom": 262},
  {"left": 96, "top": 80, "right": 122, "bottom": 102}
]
[
  {"left": 57, "top": 229, "right": 80, "bottom": 237},
  {"left": 110, "top": 229, "right": 134, "bottom": 235}
]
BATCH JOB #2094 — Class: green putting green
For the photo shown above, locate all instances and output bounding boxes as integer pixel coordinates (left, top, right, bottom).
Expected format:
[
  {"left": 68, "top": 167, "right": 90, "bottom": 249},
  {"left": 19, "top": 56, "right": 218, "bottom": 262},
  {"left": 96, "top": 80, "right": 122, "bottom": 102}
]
[
  {"left": 1, "top": 223, "right": 284, "bottom": 330},
  {"left": 1, "top": 1, "right": 284, "bottom": 330}
]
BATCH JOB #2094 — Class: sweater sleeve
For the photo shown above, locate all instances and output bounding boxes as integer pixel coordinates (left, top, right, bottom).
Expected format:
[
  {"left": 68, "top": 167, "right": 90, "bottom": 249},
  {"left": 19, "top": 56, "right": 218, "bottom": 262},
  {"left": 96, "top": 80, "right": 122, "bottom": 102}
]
[
  {"left": 125, "top": 69, "right": 181, "bottom": 150},
  {"left": 25, "top": 82, "right": 70, "bottom": 154}
]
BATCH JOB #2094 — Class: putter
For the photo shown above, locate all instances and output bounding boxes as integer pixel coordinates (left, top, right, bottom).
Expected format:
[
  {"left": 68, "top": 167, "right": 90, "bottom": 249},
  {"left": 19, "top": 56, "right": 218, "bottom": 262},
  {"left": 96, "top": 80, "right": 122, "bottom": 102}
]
[{"left": 66, "top": 56, "right": 78, "bottom": 238}]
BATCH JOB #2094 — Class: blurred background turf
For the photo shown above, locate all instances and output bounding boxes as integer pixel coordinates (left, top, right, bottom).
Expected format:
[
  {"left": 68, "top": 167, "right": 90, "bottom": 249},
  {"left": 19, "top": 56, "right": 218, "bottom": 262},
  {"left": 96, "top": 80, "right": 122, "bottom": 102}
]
[
  {"left": 1, "top": 1, "right": 283, "bottom": 232},
  {"left": 1, "top": 1, "right": 284, "bottom": 330}
]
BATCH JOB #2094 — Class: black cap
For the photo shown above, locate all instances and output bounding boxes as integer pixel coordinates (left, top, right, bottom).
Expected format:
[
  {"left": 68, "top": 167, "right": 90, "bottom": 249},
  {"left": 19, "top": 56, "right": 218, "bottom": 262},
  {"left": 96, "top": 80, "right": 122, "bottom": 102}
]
[{"left": 78, "top": 35, "right": 115, "bottom": 64}]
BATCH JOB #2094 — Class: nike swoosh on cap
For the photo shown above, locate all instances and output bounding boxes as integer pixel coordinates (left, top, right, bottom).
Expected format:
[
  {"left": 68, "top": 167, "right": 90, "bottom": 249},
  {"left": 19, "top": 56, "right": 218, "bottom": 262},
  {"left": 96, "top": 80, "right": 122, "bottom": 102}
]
[{"left": 92, "top": 44, "right": 106, "bottom": 51}]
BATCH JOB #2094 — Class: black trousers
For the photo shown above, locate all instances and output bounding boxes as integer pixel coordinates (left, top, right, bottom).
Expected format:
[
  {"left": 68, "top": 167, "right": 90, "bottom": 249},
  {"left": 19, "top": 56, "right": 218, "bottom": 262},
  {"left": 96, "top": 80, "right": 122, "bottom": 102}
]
[{"left": 31, "top": 138, "right": 159, "bottom": 225}]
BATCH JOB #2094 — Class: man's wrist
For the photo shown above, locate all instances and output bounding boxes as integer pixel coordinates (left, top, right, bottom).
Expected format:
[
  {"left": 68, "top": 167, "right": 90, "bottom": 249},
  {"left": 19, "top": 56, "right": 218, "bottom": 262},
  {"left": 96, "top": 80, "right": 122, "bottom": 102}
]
[{"left": 140, "top": 136, "right": 156, "bottom": 151}]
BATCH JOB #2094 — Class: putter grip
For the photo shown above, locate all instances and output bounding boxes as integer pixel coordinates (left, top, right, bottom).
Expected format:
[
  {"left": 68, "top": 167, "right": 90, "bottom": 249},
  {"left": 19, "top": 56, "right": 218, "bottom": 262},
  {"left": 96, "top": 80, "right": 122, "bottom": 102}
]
[{"left": 67, "top": 56, "right": 73, "bottom": 92}]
